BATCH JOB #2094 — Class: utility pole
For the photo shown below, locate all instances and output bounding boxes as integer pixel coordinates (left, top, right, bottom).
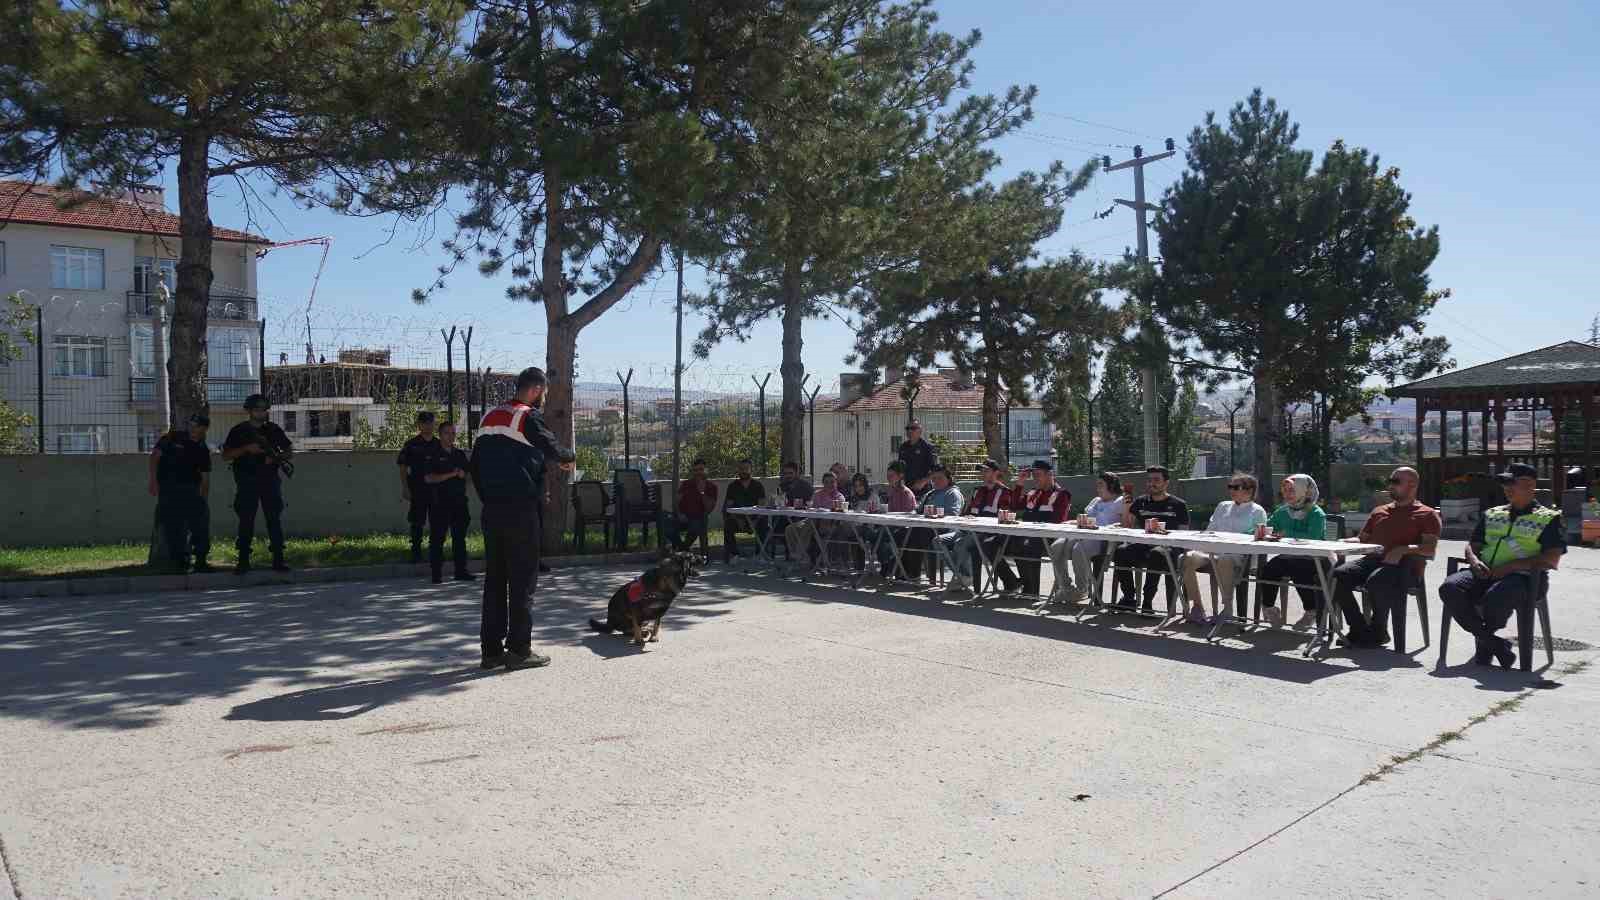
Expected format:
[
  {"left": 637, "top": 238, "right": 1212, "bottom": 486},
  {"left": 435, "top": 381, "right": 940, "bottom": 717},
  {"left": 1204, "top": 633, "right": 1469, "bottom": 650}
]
[
  {"left": 672, "top": 251, "right": 684, "bottom": 505},
  {"left": 1103, "top": 139, "right": 1177, "bottom": 467}
]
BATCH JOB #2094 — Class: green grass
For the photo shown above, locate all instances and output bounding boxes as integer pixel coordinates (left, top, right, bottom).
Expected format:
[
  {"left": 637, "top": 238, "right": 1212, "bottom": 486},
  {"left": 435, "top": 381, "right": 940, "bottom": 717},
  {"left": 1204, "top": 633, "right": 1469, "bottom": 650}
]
[{"left": 0, "top": 526, "right": 714, "bottom": 581}]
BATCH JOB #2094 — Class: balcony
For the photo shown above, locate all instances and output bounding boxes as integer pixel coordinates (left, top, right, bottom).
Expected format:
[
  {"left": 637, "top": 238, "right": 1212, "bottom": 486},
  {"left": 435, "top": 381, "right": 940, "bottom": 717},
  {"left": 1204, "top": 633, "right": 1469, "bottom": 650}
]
[
  {"left": 127, "top": 292, "right": 258, "bottom": 322},
  {"left": 131, "top": 377, "right": 257, "bottom": 407}
]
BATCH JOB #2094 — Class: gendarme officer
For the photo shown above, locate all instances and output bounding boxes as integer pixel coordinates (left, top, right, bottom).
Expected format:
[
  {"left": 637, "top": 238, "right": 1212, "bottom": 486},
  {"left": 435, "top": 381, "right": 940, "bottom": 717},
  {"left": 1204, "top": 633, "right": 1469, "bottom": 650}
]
[
  {"left": 397, "top": 410, "right": 444, "bottom": 564},
  {"left": 896, "top": 419, "right": 939, "bottom": 497},
  {"left": 222, "top": 394, "right": 294, "bottom": 574},
  {"left": 470, "top": 367, "right": 574, "bottom": 671},
  {"left": 147, "top": 414, "right": 214, "bottom": 573}
]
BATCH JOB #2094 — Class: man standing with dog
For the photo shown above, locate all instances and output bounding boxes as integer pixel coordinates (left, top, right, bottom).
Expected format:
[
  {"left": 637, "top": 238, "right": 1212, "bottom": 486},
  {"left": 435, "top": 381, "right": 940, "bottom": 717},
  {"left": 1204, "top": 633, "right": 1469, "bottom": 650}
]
[{"left": 471, "top": 367, "right": 575, "bottom": 671}]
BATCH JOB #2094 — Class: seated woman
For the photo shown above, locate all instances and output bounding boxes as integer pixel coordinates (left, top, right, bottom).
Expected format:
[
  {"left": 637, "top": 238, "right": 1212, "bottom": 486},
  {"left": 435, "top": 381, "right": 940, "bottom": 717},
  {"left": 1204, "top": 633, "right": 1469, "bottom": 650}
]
[
  {"left": 1258, "top": 474, "right": 1329, "bottom": 629},
  {"left": 1179, "top": 473, "right": 1268, "bottom": 624},
  {"left": 847, "top": 472, "right": 876, "bottom": 570}
]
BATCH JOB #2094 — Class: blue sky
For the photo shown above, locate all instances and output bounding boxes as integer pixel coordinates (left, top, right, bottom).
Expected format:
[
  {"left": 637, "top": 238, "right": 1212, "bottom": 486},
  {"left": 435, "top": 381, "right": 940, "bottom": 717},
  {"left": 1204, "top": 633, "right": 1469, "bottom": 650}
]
[{"left": 214, "top": 0, "right": 1599, "bottom": 393}]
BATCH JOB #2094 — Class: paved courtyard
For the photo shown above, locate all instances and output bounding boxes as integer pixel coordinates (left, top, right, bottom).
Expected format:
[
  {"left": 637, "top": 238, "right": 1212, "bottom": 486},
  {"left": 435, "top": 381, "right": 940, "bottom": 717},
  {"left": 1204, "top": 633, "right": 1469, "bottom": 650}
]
[{"left": 2, "top": 540, "right": 1598, "bottom": 899}]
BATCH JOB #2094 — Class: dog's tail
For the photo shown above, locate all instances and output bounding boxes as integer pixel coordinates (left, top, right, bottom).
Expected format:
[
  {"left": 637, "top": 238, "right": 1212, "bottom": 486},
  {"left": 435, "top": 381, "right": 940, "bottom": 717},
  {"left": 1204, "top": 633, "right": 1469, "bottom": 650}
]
[{"left": 588, "top": 617, "right": 615, "bottom": 634}]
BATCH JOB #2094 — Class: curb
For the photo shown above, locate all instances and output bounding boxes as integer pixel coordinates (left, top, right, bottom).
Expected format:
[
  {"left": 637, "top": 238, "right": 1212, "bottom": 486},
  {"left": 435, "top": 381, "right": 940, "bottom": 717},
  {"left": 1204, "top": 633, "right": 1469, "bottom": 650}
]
[{"left": 1, "top": 551, "right": 659, "bottom": 601}]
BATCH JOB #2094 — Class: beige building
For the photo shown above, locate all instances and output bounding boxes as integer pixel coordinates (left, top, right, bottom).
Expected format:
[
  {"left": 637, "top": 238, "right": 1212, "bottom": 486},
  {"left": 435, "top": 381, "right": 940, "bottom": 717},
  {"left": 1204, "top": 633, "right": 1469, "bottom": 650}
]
[{"left": 0, "top": 180, "right": 269, "bottom": 452}]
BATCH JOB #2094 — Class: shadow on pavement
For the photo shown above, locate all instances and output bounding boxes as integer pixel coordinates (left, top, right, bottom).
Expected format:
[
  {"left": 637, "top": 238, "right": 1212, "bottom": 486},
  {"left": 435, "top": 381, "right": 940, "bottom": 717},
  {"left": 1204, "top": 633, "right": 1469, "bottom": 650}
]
[
  {"left": 0, "top": 566, "right": 738, "bottom": 730},
  {"left": 736, "top": 572, "right": 1422, "bottom": 684}
]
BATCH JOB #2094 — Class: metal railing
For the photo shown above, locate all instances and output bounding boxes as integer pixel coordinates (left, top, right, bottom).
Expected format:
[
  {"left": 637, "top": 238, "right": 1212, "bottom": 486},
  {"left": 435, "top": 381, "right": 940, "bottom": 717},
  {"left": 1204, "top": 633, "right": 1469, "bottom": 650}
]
[
  {"left": 126, "top": 292, "right": 258, "bottom": 322},
  {"left": 130, "top": 377, "right": 256, "bottom": 405}
]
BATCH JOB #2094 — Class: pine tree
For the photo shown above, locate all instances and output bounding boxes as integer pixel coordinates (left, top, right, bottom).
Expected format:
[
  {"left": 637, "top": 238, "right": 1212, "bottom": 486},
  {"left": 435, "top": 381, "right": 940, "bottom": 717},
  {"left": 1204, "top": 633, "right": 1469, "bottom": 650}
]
[
  {"left": 691, "top": 1, "right": 1034, "bottom": 466},
  {"left": 0, "top": 1, "right": 470, "bottom": 430},
  {"left": 1151, "top": 89, "right": 1450, "bottom": 498}
]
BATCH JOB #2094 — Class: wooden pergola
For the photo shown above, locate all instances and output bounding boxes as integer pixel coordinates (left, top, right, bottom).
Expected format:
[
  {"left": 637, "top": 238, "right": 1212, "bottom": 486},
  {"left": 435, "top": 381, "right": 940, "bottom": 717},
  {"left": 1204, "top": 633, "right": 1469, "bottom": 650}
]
[{"left": 1390, "top": 341, "right": 1600, "bottom": 503}]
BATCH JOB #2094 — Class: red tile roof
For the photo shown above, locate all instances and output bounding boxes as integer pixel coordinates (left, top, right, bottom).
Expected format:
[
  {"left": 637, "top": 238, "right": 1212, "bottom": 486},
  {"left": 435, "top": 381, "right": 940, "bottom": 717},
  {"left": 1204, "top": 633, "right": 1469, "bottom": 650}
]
[
  {"left": 0, "top": 180, "right": 269, "bottom": 244},
  {"left": 837, "top": 371, "right": 1018, "bottom": 413}
]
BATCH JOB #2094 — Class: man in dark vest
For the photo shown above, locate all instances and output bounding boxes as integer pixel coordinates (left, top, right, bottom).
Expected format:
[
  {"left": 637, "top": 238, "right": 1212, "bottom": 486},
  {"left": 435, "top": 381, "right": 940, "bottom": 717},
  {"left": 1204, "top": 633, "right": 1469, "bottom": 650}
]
[
  {"left": 424, "top": 420, "right": 475, "bottom": 584},
  {"left": 397, "top": 410, "right": 444, "bottom": 564},
  {"left": 896, "top": 419, "right": 939, "bottom": 497},
  {"left": 148, "top": 414, "right": 214, "bottom": 573},
  {"left": 470, "top": 367, "right": 575, "bottom": 671},
  {"left": 222, "top": 394, "right": 293, "bottom": 574}
]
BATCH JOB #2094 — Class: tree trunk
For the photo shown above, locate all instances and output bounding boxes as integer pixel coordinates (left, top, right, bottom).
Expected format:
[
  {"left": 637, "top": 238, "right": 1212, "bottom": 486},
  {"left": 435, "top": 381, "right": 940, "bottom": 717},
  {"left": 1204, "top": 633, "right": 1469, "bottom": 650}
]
[
  {"left": 779, "top": 263, "right": 805, "bottom": 472},
  {"left": 1251, "top": 367, "right": 1278, "bottom": 506},
  {"left": 539, "top": 320, "right": 578, "bottom": 552},
  {"left": 170, "top": 129, "right": 214, "bottom": 432},
  {"left": 981, "top": 369, "right": 1004, "bottom": 466}
]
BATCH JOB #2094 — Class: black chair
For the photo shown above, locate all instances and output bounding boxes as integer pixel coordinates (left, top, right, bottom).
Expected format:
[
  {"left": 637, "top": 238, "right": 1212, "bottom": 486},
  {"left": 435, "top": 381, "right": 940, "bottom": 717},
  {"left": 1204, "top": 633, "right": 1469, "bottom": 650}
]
[
  {"left": 570, "top": 480, "right": 612, "bottom": 553},
  {"left": 1441, "top": 557, "right": 1554, "bottom": 673},
  {"left": 1356, "top": 570, "right": 1430, "bottom": 654},
  {"left": 612, "top": 469, "right": 660, "bottom": 550}
]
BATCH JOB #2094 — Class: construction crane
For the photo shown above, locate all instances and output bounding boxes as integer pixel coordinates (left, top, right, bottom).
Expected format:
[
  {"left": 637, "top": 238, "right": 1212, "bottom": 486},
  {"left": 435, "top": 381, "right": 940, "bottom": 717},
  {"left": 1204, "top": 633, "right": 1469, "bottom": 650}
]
[{"left": 255, "top": 237, "right": 332, "bottom": 365}]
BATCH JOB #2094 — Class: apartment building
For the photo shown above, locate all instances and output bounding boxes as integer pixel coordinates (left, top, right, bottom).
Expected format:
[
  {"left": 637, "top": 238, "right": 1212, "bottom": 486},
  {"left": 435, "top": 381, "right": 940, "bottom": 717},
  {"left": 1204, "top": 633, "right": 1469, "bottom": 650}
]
[{"left": 0, "top": 180, "right": 268, "bottom": 453}]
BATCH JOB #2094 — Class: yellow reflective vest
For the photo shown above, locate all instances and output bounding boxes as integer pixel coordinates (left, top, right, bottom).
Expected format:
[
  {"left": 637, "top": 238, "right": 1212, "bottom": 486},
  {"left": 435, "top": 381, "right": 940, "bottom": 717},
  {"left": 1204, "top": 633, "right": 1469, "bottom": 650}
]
[{"left": 1479, "top": 503, "right": 1559, "bottom": 568}]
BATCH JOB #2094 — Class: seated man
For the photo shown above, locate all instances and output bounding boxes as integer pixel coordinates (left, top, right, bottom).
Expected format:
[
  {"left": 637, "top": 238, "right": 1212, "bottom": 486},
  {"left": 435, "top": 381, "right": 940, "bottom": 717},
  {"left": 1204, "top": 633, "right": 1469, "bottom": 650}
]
[
  {"left": 907, "top": 464, "right": 962, "bottom": 582},
  {"left": 663, "top": 458, "right": 717, "bottom": 555},
  {"left": 1114, "top": 466, "right": 1189, "bottom": 611},
  {"left": 937, "top": 459, "right": 1019, "bottom": 597},
  {"left": 1439, "top": 463, "right": 1564, "bottom": 668},
  {"left": 784, "top": 471, "right": 845, "bottom": 572},
  {"left": 1333, "top": 466, "right": 1438, "bottom": 648},
  {"left": 721, "top": 457, "right": 768, "bottom": 563},
  {"left": 875, "top": 461, "right": 920, "bottom": 580},
  {"left": 1013, "top": 460, "right": 1071, "bottom": 597},
  {"left": 772, "top": 460, "right": 814, "bottom": 561}
]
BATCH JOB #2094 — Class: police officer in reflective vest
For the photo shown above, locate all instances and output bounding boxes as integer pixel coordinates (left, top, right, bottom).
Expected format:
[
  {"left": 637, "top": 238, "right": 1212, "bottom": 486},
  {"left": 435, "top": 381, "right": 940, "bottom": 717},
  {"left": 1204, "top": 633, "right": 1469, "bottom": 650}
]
[
  {"left": 1439, "top": 462, "right": 1565, "bottom": 668},
  {"left": 469, "top": 367, "right": 574, "bottom": 671},
  {"left": 222, "top": 394, "right": 294, "bottom": 574}
]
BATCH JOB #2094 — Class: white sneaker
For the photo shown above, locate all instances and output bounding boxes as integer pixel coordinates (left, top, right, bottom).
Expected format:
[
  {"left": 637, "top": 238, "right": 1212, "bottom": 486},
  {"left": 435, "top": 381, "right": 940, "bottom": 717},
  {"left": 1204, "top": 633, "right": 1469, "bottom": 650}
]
[
  {"left": 1293, "top": 609, "right": 1320, "bottom": 630},
  {"left": 1263, "top": 606, "right": 1286, "bottom": 628}
]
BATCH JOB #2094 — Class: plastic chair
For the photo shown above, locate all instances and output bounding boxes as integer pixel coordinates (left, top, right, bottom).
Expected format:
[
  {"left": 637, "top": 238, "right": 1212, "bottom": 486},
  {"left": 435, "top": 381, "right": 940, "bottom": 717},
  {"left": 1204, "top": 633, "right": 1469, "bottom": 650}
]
[
  {"left": 612, "top": 469, "right": 660, "bottom": 550},
  {"left": 1356, "top": 571, "right": 1430, "bottom": 654},
  {"left": 1441, "top": 557, "right": 1554, "bottom": 673},
  {"left": 570, "top": 480, "right": 612, "bottom": 553}
]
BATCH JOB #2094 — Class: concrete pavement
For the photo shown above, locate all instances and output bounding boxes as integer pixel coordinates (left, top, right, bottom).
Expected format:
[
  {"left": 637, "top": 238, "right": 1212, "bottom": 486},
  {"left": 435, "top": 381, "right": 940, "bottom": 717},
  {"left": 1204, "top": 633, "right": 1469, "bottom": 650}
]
[{"left": 2, "top": 541, "right": 1597, "bottom": 898}]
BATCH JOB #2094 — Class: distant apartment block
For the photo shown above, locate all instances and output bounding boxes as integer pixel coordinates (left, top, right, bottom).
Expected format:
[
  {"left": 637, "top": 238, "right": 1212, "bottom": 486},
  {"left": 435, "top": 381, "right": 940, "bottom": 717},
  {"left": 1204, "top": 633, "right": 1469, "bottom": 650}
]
[{"left": 0, "top": 180, "right": 269, "bottom": 453}]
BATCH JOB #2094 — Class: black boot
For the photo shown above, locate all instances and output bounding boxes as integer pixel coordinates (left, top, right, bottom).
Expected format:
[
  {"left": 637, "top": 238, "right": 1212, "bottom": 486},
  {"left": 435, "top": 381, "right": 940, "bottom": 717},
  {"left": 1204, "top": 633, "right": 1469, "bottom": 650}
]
[
  {"left": 431, "top": 567, "right": 444, "bottom": 585},
  {"left": 271, "top": 554, "right": 290, "bottom": 573},
  {"left": 233, "top": 556, "right": 251, "bottom": 576}
]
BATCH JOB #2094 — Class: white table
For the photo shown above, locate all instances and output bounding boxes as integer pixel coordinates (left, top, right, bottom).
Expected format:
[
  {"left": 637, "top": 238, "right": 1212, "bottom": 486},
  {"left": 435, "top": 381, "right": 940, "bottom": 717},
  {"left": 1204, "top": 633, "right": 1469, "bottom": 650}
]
[{"left": 727, "top": 506, "right": 1382, "bottom": 657}]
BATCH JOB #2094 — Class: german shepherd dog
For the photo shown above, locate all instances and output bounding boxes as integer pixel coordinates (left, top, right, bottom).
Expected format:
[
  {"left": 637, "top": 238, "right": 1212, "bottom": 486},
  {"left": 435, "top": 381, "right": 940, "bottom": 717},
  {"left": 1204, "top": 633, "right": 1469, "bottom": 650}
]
[{"left": 589, "top": 551, "right": 703, "bottom": 646}]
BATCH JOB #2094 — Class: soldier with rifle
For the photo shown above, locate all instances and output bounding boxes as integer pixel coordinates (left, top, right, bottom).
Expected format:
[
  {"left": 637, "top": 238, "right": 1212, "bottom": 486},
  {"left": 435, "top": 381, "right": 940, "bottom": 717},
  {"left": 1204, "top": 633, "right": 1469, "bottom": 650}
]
[{"left": 222, "top": 394, "right": 295, "bottom": 574}]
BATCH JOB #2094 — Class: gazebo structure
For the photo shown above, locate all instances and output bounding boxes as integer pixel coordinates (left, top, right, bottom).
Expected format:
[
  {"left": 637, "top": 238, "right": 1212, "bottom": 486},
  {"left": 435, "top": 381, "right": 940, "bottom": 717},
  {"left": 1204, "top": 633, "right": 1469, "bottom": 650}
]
[{"left": 1390, "top": 341, "right": 1600, "bottom": 503}]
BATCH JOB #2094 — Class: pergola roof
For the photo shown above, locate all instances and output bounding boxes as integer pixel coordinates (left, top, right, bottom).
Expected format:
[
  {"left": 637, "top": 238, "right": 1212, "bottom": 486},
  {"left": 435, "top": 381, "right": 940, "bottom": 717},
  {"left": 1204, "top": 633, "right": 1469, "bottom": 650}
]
[{"left": 1390, "top": 341, "right": 1600, "bottom": 397}]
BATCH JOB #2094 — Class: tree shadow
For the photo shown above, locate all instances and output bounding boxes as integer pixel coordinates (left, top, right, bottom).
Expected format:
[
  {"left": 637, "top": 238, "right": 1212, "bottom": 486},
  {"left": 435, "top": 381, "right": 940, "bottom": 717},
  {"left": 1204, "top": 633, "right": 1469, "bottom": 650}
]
[{"left": 0, "top": 566, "right": 736, "bottom": 730}]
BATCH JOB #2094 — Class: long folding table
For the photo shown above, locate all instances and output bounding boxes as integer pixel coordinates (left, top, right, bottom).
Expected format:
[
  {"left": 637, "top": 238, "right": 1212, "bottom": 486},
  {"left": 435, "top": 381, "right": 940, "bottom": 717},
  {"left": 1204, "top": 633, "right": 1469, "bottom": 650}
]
[{"left": 727, "top": 505, "right": 1381, "bottom": 657}]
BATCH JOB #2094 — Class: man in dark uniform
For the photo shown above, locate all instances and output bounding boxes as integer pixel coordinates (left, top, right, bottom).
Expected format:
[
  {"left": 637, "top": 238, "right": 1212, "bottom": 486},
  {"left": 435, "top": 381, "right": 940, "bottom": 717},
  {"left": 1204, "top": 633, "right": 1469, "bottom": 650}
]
[
  {"left": 470, "top": 367, "right": 575, "bottom": 671},
  {"left": 896, "top": 419, "right": 939, "bottom": 497},
  {"left": 424, "top": 420, "right": 475, "bottom": 584},
  {"left": 147, "top": 414, "right": 214, "bottom": 573},
  {"left": 222, "top": 394, "right": 294, "bottom": 574},
  {"left": 397, "top": 410, "right": 443, "bottom": 564}
]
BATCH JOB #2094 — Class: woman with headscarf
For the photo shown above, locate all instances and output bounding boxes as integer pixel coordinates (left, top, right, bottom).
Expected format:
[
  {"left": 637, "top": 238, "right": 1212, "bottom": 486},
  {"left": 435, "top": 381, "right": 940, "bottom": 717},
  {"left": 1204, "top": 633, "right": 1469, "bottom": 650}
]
[{"left": 1258, "top": 474, "right": 1329, "bottom": 629}]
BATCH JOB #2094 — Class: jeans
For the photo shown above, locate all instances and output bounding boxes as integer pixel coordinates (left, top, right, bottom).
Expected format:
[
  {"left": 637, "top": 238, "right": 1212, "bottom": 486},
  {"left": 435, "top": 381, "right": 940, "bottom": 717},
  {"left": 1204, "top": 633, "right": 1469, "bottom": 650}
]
[
  {"left": 1258, "top": 556, "right": 1326, "bottom": 610},
  {"left": 481, "top": 502, "right": 539, "bottom": 656},
  {"left": 429, "top": 497, "right": 470, "bottom": 578},
  {"left": 935, "top": 530, "right": 979, "bottom": 578},
  {"left": 1439, "top": 569, "right": 1532, "bottom": 646},
  {"left": 234, "top": 474, "right": 285, "bottom": 560},
  {"left": 723, "top": 514, "right": 768, "bottom": 562},
  {"left": 1049, "top": 538, "right": 1105, "bottom": 599},
  {"left": 158, "top": 483, "right": 210, "bottom": 567},
  {"left": 1332, "top": 555, "right": 1412, "bottom": 638},
  {"left": 1113, "top": 543, "right": 1177, "bottom": 606},
  {"left": 663, "top": 513, "right": 710, "bottom": 555}
]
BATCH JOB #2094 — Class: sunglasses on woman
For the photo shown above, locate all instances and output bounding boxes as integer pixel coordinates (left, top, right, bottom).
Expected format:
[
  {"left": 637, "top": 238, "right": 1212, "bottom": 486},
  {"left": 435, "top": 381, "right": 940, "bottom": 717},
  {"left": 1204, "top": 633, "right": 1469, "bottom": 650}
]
[{"left": 1228, "top": 482, "right": 1250, "bottom": 490}]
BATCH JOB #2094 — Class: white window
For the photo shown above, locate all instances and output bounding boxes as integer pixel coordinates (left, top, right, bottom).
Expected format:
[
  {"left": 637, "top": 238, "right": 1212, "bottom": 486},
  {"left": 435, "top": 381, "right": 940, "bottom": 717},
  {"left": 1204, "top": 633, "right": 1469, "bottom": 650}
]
[
  {"left": 56, "top": 424, "right": 108, "bottom": 454},
  {"left": 52, "top": 335, "right": 109, "bottom": 377},
  {"left": 208, "top": 326, "right": 257, "bottom": 379},
  {"left": 134, "top": 257, "right": 177, "bottom": 295},
  {"left": 50, "top": 245, "right": 105, "bottom": 290},
  {"left": 138, "top": 430, "right": 161, "bottom": 452}
]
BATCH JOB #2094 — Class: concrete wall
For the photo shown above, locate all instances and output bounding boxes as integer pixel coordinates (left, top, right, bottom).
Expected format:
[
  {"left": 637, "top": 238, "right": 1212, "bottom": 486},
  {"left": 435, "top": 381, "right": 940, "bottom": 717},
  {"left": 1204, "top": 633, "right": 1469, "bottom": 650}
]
[{"left": 0, "top": 453, "right": 1237, "bottom": 549}]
